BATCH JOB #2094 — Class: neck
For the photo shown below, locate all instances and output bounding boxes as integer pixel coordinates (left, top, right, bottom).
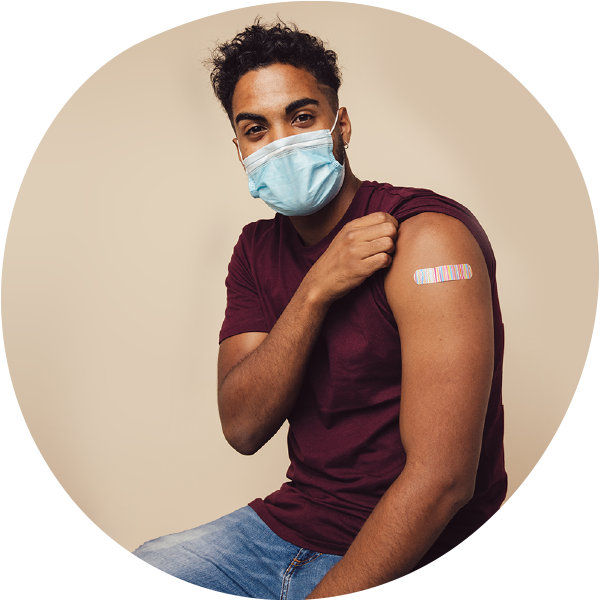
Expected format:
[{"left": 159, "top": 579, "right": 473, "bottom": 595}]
[{"left": 289, "top": 163, "right": 362, "bottom": 247}]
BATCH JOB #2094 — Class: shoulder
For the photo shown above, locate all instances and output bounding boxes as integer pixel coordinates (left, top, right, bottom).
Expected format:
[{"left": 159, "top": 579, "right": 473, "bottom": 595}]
[
  {"left": 232, "top": 215, "right": 283, "bottom": 257},
  {"left": 360, "top": 181, "right": 436, "bottom": 215},
  {"left": 397, "top": 212, "right": 482, "bottom": 257},
  {"left": 385, "top": 212, "right": 491, "bottom": 312},
  {"left": 362, "top": 182, "right": 483, "bottom": 233},
  {"left": 238, "top": 215, "right": 281, "bottom": 241}
]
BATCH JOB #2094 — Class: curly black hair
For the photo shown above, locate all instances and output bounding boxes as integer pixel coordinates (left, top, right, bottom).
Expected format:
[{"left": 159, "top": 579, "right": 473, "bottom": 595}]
[{"left": 207, "top": 18, "right": 342, "bottom": 125}]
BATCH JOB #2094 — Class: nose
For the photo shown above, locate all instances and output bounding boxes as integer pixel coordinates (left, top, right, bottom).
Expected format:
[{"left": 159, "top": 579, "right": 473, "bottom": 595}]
[{"left": 269, "top": 122, "right": 299, "bottom": 144}]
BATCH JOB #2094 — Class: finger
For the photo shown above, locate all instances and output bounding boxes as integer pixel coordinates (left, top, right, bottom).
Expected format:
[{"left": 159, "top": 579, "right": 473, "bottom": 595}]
[
  {"left": 344, "top": 221, "right": 398, "bottom": 245},
  {"left": 345, "top": 212, "right": 398, "bottom": 231},
  {"left": 366, "top": 221, "right": 399, "bottom": 242},
  {"left": 366, "top": 235, "right": 396, "bottom": 257},
  {"left": 361, "top": 251, "right": 393, "bottom": 274}
]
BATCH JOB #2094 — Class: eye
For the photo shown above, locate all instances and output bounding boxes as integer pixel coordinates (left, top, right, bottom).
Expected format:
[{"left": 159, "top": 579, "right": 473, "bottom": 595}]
[
  {"left": 293, "top": 113, "right": 314, "bottom": 125},
  {"left": 245, "top": 124, "right": 266, "bottom": 136}
]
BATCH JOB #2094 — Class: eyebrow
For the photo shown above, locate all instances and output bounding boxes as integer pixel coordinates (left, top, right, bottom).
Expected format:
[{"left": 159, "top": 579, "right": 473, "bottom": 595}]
[
  {"left": 235, "top": 112, "right": 266, "bottom": 126},
  {"left": 234, "top": 97, "right": 320, "bottom": 126},
  {"left": 285, "top": 97, "right": 320, "bottom": 114}
]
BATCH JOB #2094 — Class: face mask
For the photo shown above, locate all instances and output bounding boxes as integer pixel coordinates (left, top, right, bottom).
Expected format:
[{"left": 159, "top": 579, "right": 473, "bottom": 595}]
[{"left": 237, "top": 111, "right": 345, "bottom": 217}]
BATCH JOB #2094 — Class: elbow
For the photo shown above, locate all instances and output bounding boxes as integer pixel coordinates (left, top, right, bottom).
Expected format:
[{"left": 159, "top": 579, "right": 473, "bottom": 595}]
[
  {"left": 230, "top": 438, "right": 261, "bottom": 457},
  {"left": 413, "top": 466, "right": 476, "bottom": 511},
  {"left": 442, "top": 472, "right": 476, "bottom": 509},
  {"left": 221, "top": 422, "right": 263, "bottom": 456},
  {"left": 453, "top": 480, "right": 475, "bottom": 508},
  {"left": 218, "top": 393, "right": 261, "bottom": 455},
  {"left": 402, "top": 457, "right": 477, "bottom": 514},
  {"left": 218, "top": 390, "right": 278, "bottom": 456}
]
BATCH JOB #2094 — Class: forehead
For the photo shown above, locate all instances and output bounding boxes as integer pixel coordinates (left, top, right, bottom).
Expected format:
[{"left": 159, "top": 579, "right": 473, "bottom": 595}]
[{"left": 232, "top": 63, "right": 329, "bottom": 116}]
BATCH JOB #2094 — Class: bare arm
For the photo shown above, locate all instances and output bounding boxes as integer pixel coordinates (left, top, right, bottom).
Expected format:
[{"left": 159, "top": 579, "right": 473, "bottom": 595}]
[
  {"left": 307, "top": 212, "right": 494, "bottom": 596},
  {"left": 218, "top": 212, "right": 398, "bottom": 455}
]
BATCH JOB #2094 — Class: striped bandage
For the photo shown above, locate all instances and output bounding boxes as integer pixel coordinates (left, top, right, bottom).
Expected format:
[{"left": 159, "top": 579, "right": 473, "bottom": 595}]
[{"left": 414, "top": 264, "right": 473, "bottom": 285}]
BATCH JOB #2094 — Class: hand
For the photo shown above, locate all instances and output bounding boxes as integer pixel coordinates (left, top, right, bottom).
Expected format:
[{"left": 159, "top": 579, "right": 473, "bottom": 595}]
[{"left": 304, "top": 212, "right": 399, "bottom": 305}]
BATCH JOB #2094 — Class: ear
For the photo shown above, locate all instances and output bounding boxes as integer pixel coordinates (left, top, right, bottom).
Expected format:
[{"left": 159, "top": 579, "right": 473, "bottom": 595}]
[
  {"left": 338, "top": 107, "right": 352, "bottom": 147},
  {"left": 232, "top": 138, "right": 244, "bottom": 165}
]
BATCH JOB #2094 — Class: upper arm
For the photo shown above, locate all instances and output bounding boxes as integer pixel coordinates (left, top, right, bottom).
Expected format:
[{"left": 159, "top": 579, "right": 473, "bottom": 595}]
[
  {"left": 384, "top": 212, "right": 493, "bottom": 489},
  {"left": 217, "top": 331, "right": 268, "bottom": 392},
  {"left": 219, "top": 228, "right": 269, "bottom": 392}
]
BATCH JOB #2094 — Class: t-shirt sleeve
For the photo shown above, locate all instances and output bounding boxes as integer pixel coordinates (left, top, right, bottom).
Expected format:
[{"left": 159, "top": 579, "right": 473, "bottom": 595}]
[
  {"left": 219, "top": 227, "right": 269, "bottom": 343},
  {"left": 388, "top": 190, "right": 496, "bottom": 282}
]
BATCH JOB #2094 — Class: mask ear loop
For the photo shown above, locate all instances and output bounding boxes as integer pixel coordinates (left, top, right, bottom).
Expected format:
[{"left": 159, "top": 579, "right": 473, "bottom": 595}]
[
  {"left": 329, "top": 109, "right": 340, "bottom": 134},
  {"left": 236, "top": 138, "right": 243, "bottom": 163},
  {"left": 330, "top": 109, "right": 348, "bottom": 167}
]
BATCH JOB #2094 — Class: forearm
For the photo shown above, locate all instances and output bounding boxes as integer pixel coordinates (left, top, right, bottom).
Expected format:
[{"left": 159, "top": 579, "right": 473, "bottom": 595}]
[
  {"left": 307, "top": 465, "right": 472, "bottom": 597},
  {"left": 218, "top": 277, "right": 330, "bottom": 455}
]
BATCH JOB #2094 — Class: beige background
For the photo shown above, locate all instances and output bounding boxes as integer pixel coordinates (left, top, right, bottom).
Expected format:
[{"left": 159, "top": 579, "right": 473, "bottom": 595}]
[{"left": 2, "top": 2, "right": 597, "bottom": 554}]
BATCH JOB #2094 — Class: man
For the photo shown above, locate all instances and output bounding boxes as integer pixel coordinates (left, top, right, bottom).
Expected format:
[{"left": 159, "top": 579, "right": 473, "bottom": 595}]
[{"left": 134, "top": 20, "right": 507, "bottom": 598}]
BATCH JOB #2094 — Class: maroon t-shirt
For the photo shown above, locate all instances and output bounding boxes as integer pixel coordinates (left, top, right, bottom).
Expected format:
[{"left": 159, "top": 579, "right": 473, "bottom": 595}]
[{"left": 219, "top": 181, "right": 507, "bottom": 568}]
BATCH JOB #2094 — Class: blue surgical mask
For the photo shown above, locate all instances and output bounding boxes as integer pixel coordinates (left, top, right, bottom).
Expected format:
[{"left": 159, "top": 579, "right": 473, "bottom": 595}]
[{"left": 238, "top": 111, "right": 345, "bottom": 216}]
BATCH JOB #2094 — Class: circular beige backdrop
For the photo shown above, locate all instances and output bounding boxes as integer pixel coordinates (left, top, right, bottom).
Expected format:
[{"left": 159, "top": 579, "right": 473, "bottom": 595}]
[{"left": 2, "top": 1, "right": 600, "bottom": 551}]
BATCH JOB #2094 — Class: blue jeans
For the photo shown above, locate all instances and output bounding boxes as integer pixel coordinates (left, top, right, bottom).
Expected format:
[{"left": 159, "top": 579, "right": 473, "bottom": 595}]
[{"left": 132, "top": 506, "right": 343, "bottom": 598}]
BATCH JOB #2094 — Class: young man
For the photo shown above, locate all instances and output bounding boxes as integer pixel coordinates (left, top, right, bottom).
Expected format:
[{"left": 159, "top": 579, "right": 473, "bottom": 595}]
[{"left": 134, "top": 20, "right": 507, "bottom": 598}]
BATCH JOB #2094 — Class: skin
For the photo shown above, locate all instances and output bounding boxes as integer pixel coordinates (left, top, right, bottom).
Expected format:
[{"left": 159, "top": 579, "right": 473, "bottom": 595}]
[{"left": 217, "top": 63, "right": 494, "bottom": 596}]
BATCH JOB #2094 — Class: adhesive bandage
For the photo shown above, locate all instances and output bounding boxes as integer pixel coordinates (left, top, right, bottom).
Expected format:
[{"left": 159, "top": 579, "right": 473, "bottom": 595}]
[{"left": 414, "top": 264, "right": 473, "bottom": 285}]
